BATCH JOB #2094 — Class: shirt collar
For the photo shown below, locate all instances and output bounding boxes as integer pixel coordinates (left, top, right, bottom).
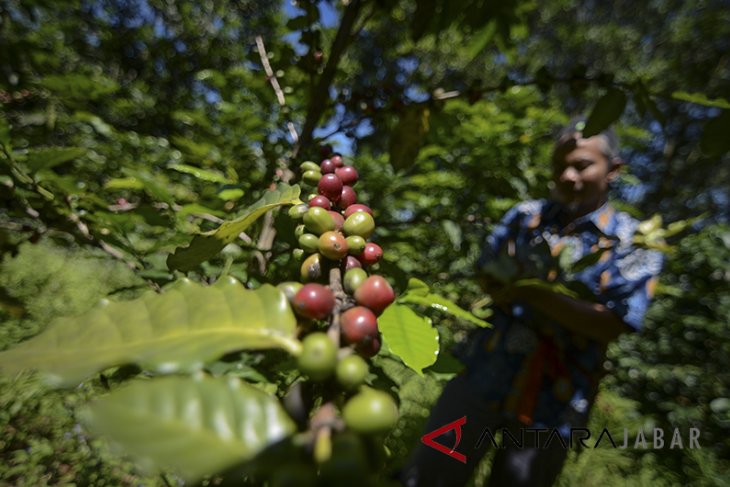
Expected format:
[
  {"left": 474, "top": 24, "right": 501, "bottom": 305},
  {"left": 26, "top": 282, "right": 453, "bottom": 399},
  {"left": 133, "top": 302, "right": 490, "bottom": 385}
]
[{"left": 547, "top": 200, "right": 616, "bottom": 235}]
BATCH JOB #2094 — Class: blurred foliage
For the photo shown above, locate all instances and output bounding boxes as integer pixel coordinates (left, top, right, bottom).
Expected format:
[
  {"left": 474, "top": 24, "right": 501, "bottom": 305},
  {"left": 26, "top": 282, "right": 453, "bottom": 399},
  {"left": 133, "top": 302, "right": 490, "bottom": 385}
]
[{"left": 1, "top": 0, "right": 729, "bottom": 484}]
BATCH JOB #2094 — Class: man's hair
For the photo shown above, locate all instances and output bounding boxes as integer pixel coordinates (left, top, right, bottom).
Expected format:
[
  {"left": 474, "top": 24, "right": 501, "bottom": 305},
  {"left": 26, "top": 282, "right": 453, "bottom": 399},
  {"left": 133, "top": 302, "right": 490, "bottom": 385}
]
[{"left": 554, "top": 116, "right": 621, "bottom": 166}]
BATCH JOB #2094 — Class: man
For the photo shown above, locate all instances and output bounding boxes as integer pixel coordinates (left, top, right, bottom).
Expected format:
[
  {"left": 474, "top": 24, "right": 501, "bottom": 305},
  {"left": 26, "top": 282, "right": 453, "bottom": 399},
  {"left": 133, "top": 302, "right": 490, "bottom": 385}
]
[{"left": 401, "top": 118, "right": 663, "bottom": 486}]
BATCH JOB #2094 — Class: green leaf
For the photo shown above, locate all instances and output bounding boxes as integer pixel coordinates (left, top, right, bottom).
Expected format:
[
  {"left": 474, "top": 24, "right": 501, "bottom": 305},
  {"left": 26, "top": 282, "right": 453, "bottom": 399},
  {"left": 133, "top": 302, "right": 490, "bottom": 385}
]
[
  {"left": 104, "top": 176, "right": 145, "bottom": 190},
  {"left": 700, "top": 110, "right": 730, "bottom": 156},
  {"left": 168, "top": 163, "right": 229, "bottom": 183},
  {"left": 583, "top": 88, "right": 627, "bottom": 137},
  {"left": 398, "top": 278, "right": 490, "bottom": 328},
  {"left": 0, "top": 278, "right": 301, "bottom": 387},
  {"left": 512, "top": 278, "right": 580, "bottom": 299},
  {"left": 25, "top": 147, "right": 87, "bottom": 173},
  {"left": 465, "top": 20, "right": 498, "bottom": 61},
  {"left": 167, "top": 184, "right": 301, "bottom": 272},
  {"left": 671, "top": 91, "right": 730, "bottom": 110},
  {"left": 79, "top": 375, "right": 296, "bottom": 482},
  {"left": 378, "top": 304, "right": 439, "bottom": 375}
]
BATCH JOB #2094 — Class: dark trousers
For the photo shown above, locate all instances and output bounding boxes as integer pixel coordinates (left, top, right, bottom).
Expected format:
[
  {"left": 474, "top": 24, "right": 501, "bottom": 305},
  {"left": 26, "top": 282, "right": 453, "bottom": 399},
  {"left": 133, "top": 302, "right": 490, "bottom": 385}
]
[{"left": 400, "top": 375, "right": 572, "bottom": 487}]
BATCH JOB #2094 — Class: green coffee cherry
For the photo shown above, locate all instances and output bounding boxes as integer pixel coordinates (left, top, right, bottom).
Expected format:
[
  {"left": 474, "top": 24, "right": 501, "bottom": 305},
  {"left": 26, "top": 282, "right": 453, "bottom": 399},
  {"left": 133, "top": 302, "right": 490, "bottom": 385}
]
[
  {"left": 345, "top": 235, "right": 366, "bottom": 255},
  {"left": 288, "top": 204, "right": 309, "bottom": 220},
  {"left": 304, "top": 207, "right": 336, "bottom": 235},
  {"left": 343, "top": 268, "right": 368, "bottom": 294},
  {"left": 343, "top": 389, "right": 398, "bottom": 434},
  {"left": 300, "top": 161, "right": 320, "bottom": 172},
  {"left": 297, "top": 332, "right": 337, "bottom": 381},
  {"left": 343, "top": 212, "right": 375, "bottom": 239},
  {"left": 336, "top": 354, "right": 369, "bottom": 390},
  {"left": 295, "top": 224, "right": 306, "bottom": 238},
  {"left": 298, "top": 233, "right": 320, "bottom": 253},
  {"left": 301, "top": 252, "right": 324, "bottom": 282},
  {"left": 303, "top": 170, "right": 322, "bottom": 185}
]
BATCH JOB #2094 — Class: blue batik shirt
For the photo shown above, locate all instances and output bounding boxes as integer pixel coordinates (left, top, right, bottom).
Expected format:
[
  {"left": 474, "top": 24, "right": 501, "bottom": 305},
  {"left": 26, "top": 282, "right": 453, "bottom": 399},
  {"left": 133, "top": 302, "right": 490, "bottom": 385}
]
[{"left": 461, "top": 199, "right": 663, "bottom": 435}]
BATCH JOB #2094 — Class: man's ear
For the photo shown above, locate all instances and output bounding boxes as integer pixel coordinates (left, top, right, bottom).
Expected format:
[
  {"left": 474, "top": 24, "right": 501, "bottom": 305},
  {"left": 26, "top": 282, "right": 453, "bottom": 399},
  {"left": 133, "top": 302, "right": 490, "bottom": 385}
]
[{"left": 607, "top": 158, "right": 623, "bottom": 183}]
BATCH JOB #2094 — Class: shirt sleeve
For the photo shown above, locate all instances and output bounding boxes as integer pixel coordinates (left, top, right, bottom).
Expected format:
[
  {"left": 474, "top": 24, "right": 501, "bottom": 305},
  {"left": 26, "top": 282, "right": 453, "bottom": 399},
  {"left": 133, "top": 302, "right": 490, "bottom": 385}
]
[{"left": 600, "top": 247, "right": 664, "bottom": 331}]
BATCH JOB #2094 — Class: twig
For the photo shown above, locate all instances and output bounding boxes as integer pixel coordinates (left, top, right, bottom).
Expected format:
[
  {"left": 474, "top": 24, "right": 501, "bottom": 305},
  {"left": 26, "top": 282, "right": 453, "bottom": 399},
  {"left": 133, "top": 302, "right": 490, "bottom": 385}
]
[{"left": 255, "top": 35, "right": 299, "bottom": 143}]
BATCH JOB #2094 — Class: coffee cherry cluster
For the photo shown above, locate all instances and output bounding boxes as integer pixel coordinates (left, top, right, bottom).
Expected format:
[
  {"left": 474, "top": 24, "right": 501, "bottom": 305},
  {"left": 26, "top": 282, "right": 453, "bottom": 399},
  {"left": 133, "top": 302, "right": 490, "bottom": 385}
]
[{"left": 283, "top": 154, "right": 396, "bottom": 378}]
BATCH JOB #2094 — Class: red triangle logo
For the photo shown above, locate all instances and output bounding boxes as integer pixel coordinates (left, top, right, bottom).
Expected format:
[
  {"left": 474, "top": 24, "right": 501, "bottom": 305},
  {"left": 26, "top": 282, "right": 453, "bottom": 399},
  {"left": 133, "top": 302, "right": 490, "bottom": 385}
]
[{"left": 420, "top": 416, "right": 467, "bottom": 464}]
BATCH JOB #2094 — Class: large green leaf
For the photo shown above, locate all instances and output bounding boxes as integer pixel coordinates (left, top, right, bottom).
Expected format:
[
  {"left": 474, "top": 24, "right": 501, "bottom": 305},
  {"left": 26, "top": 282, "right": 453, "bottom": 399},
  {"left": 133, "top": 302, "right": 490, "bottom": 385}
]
[
  {"left": 0, "top": 278, "right": 301, "bottom": 387},
  {"left": 583, "top": 88, "right": 627, "bottom": 137},
  {"left": 397, "top": 278, "right": 490, "bottom": 328},
  {"left": 167, "top": 184, "right": 301, "bottom": 271},
  {"left": 79, "top": 375, "right": 296, "bottom": 482},
  {"left": 378, "top": 304, "right": 439, "bottom": 375}
]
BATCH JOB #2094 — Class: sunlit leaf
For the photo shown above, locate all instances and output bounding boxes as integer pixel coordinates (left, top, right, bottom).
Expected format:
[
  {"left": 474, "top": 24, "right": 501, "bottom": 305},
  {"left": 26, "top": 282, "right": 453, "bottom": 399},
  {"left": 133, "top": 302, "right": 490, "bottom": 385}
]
[
  {"left": 378, "top": 304, "right": 439, "bottom": 375},
  {"left": 168, "top": 163, "right": 229, "bottom": 183},
  {"left": 398, "top": 281, "right": 490, "bottom": 328},
  {"left": 80, "top": 375, "right": 296, "bottom": 482},
  {"left": 0, "top": 278, "right": 301, "bottom": 387},
  {"left": 167, "top": 184, "right": 301, "bottom": 271},
  {"left": 671, "top": 92, "right": 730, "bottom": 110}
]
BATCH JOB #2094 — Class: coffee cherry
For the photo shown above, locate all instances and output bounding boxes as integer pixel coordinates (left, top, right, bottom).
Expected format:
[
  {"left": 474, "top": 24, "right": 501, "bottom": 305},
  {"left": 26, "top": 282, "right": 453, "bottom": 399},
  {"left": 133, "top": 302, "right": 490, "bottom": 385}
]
[
  {"left": 304, "top": 207, "right": 336, "bottom": 235},
  {"left": 319, "top": 231, "right": 349, "bottom": 260},
  {"left": 359, "top": 242, "right": 383, "bottom": 266},
  {"left": 300, "top": 161, "right": 321, "bottom": 172},
  {"left": 336, "top": 354, "right": 369, "bottom": 390},
  {"left": 343, "top": 212, "right": 375, "bottom": 239},
  {"left": 294, "top": 224, "right": 306, "bottom": 238},
  {"left": 303, "top": 170, "right": 322, "bottom": 185},
  {"left": 292, "top": 248, "right": 305, "bottom": 261},
  {"left": 298, "top": 332, "right": 337, "bottom": 381},
  {"left": 338, "top": 186, "right": 357, "bottom": 209},
  {"left": 329, "top": 211, "right": 345, "bottom": 231},
  {"left": 343, "top": 204, "right": 373, "bottom": 219},
  {"left": 341, "top": 306, "right": 379, "bottom": 345},
  {"left": 298, "top": 233, "right": 320, "bottom": 253},
  {"left": 345, "top": 255, "right": 362, "bottom": 271},
  {"left": 288, "top": 204, "right": 309, "bottom": 220},
  {"left": 355, "top": 335, "right": 381, "bottom": 358},
  {"left": 335, "top": 166, "right": 359, "bottom": 186},
  {"left": 345, "top": 235, "right": 366, "bottom": 255},
  {"left": 343, "top": 389, "right": 398, "bottom": 434},
  {"left": 320, "top": 158, "right": 337, "bottom": 174},
  {"left": 309, "top": 195, "right": 332, "bottom": 210},
  {"left": 277, "top": 281, "right": 303, "bottom": 304},
  {"left": 301, "top": 253, "right": 324, "bottom": 282},
  {"left": 293, "top": 283, "right": 335, "bottom": 320},
  {"left": 330, "top": 154, "right": 344, "bottom": 167},
  {"left": 343, "top": 268, "right": 368, "bottom": 294},
  {"left": 318, "top": 174, "right": 343, "bottom": 202},
  {"left": 354, "top": 275, "right": 395, "bottom": 315}
]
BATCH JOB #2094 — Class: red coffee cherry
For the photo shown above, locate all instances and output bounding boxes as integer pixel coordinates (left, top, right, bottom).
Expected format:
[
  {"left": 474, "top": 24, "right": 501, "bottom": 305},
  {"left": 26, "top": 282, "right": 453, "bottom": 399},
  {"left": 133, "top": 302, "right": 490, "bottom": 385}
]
[
  {"left": 341, "top": 306, "right": 379, "bottom": 345},
  {"left": 344, "top": 204, "right": 373, "bottom": 218},
  {"left": 354, "top": 275, "right": 395, "bottom": 315},
  {"left": 318, "top": 174, "right": 343, "bottom": 202},
  {"left": 309, "top": 195, "right": 332, "bottom": 210},
  {"left": 320, "top": 158, "right": 337, "bottom": 174},
  {"left": 358, "top": 242, "right": 383, "bottom": 266},
  {"left": 335, "top": 166, "right": 359, "bottom": 186},
  {"left": 330, "top": 154, "right": 344, "bottom": 167},
  {"left": 338, "top": 186, "right": 357, "bottom": 209},
  {"left": 293, "top": 283, "right": 335, "bottom": 320},
  {"left": 328, "top": 211, "right": 345, "bottom": 231},
  {"left": 345, "top": 255, "right": 362, "bottom": 271},
  {"left": 355, "top": 334, "right": 381, "bottom": 358}
]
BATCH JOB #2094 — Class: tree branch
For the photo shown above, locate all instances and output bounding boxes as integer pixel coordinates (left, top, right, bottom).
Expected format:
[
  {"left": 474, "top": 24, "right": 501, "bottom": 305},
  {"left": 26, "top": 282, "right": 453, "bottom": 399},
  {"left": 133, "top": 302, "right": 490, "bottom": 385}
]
[{"left": 295, "top": 0, "right": 364, "bottom": 158}]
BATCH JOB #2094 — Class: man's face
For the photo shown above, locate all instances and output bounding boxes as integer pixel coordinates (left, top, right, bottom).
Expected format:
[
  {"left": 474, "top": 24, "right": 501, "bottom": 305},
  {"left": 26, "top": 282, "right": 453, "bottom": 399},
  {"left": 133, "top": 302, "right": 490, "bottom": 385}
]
[{"left": 552, "top": 135, "right": 619, "bottom": 216}]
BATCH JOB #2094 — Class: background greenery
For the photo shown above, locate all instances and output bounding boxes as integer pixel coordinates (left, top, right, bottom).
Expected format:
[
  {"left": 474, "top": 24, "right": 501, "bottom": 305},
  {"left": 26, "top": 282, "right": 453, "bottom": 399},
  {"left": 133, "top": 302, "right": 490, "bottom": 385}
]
[{"left": 1, "top": 0, "right": 728, "bottom": 485}]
